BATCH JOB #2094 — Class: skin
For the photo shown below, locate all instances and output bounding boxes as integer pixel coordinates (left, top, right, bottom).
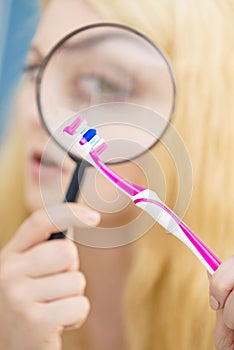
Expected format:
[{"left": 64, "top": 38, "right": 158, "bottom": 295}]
[{"left": 0, "top": 0, "right": 234, "bottom": 349}]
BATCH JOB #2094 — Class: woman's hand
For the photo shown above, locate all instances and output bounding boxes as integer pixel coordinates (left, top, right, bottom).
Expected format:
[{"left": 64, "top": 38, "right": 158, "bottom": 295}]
[
  {"left": 0, "top": 203, "right": 100, "bottom": 350},
  {"left": 209, "top": 257, "right": 234, "bottom": 349}
]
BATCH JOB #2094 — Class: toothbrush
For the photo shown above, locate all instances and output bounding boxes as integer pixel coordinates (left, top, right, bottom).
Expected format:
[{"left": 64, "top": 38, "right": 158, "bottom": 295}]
[{"left": 63, "top": 116, "right": 221, "bottom": 275}]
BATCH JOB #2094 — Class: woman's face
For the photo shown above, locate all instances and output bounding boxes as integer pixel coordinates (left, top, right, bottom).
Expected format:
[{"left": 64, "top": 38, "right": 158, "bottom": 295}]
[{"left": 18, "top": 0, "right": 146, "bottom": 226}]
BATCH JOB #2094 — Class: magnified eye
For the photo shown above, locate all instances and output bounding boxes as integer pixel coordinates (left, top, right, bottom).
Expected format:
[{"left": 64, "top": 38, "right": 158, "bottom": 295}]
[
  {"left": 81, "top": 74, "right": 128, "bottom": 97},
  {"left": 58, "top": 67, "right": 134, "bottom": 111}
]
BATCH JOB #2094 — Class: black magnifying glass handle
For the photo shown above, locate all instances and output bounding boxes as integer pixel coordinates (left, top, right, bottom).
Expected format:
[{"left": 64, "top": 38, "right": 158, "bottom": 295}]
[{"left": 48, "top": 160, "right": 86, "bottom": 240}]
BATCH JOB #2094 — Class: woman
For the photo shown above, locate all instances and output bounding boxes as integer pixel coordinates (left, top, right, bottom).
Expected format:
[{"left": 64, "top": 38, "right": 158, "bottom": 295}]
[{"left": 1, "top": 0, "right": 234, "bottom": 349}]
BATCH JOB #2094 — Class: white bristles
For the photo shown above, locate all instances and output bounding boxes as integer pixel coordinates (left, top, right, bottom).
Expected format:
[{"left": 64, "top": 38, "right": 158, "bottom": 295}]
[
  {"left": 93, "top": 137, "right": 106, "bottom": 150},
  {"left": 89, "top": 134, "right": 99, "bottom": 145},
  {"left": 80, "top": 126, "right": 89, "bottom": 135}
]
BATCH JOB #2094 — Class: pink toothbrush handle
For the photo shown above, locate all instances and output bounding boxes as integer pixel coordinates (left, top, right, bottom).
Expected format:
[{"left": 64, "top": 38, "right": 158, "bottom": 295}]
[
  {"left": 178, "top": 220, "right": 221, "bottom": 271},
  {"left": 134, "top": 198, "right": 221, "bottom": 274},
  {"left": 70, "top": 128, "right": 221, "bottom": 273}
]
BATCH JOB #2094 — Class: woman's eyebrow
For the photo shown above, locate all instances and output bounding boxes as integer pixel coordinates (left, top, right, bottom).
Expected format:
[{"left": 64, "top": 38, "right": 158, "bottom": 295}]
[{"left": 64, "top": 32, "right": 148, "bottom": 52}]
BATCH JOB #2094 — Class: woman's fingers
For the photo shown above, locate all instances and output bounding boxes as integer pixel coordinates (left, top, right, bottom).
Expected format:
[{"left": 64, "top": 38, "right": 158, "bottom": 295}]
[
  {"left": 22, "top": 239, "right": 79, "bottom": 277},
  {"left": 1, "top": 239, "right": 79, "bottom": 281},
  {"left": 223, "top": 290, "right": 234, "bottom": 329},
  {"left": 214, "top": 309, "right": 234, "bottom": 349},
  {"left": 0, "top": 202, "right": 97, "bottom": 345},
  {"left": 209, "top": 257, "right": 234, "bottom": 349},
  {"left": 209, "top": 257, "right": 234, "bottom": 310},
  {"left": 3, "top": 203, "right": 100, "bottom": 254},
  {"left": 42, "top": 296, "right": 90, "bottom": 330},
  {"left": 26, "top": 271, "right": 86, "bottom": 302}
]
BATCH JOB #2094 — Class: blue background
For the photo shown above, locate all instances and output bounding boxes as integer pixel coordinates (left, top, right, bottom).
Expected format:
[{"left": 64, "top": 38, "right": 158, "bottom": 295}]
[{"left": 0, "top": 0, "right": 39, "bottom": 142}]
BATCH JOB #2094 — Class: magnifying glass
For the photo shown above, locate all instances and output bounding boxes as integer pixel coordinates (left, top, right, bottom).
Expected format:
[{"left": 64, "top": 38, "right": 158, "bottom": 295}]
[{"left": 36, "top": 23, "right": 176, "bottom": 239}]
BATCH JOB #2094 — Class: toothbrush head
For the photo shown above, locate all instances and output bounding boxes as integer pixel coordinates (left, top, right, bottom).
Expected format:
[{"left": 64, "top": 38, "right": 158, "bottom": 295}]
[{"left": 63, "top": 116, "right": 107, "bottom": 158}]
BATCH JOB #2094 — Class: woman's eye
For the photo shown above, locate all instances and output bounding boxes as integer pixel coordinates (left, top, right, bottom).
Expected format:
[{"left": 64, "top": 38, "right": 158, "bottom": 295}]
[
  {"left": 97, "top": 78, "right": 124, "bottom": 94},
  {"left": 77, "top": 75, "right": 130, "bottom": 100}
]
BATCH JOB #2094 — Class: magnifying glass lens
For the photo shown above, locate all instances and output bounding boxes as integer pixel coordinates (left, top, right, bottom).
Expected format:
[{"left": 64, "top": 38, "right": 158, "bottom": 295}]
[{"left": 37, "top": 24, "right": 175, "bottom": 163}]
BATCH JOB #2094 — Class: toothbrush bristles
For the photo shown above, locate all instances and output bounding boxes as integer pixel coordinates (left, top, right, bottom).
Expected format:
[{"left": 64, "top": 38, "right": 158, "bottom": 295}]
[{"left": 63, "top": 116, "right": 108, "bottom": 156}]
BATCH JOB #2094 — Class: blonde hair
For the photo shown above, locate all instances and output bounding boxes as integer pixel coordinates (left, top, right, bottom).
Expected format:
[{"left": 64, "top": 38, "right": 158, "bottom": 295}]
[
  {"left": 0, "top": 117, "right": 29, "bottom": 246},
  {"left": 2, "top": 0, "right": 234, "bottom": 349}
]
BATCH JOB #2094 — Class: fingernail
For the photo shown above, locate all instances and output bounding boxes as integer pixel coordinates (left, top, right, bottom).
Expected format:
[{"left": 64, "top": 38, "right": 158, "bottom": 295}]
[
  {"left": 210, "top": 296, "right": 220, "bottom": 310},
  {"left": 85, "top": 211, "right": 100, "bottom": 224}
]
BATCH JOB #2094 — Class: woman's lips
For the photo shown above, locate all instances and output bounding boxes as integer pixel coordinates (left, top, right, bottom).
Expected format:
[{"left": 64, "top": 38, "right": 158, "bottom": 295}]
[{"left": 29, "top": 151, "right": 65, "bottom": 179}]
